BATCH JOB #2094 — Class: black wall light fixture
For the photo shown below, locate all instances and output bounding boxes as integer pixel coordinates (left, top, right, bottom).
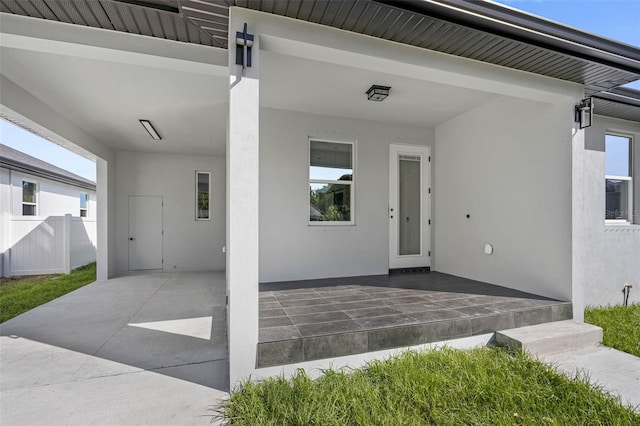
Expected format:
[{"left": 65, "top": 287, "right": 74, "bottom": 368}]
[
  {"left": 366, "top": 85, "right": 391, "bottom": 101},
  {"left": 575, "top": 97, "right": 593, "bottom": 129},
  {"left": 140, "top": 119, "right": 162, "bottom": 140},
  {"left": 236, "top": 22, "right": 254, "bottom": 73}
]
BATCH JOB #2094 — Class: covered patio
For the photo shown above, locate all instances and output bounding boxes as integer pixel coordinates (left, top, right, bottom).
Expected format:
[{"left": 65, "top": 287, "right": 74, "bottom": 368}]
[{"left": 258, "top": 272, "right": 572, "bottom": 367}]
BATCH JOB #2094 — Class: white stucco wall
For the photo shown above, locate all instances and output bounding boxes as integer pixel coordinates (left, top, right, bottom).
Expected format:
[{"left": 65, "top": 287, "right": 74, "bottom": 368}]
[
  {"left": 259, "top": 107, "right": 433, "bottom": 283},
  {"left": 433, "top": 96, "right": 573, "bottom": 302},
  {"left": 114, "top": 151, "right": 225, "bottom": 275},
  {"left": 575, "top": 115, "right": 640, "bottom": 308},
  {"left": 3, "top": 168, "right": 96, "bottom": 218}
]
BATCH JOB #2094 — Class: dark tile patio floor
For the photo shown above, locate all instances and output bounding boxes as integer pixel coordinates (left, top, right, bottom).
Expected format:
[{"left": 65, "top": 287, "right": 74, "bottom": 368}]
[{"left": 257, "top": 272, "right": 572, "bottom": 367}]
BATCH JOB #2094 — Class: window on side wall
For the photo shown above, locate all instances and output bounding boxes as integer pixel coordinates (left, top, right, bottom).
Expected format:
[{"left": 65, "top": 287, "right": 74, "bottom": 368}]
[
  {"left": 196, "top": 171, "right": 211, "bottom": 220},
  {"left": 80, "top": 193, "right": 88, "bottom": 217},
  {"left": 22, "top": 181, "right": 37, "bottom": 216},
  {"left": 605, "top": 133, "right": 633, "bottom": 223},
  {"left": 309, "top": 139, "right": 354, "bottom": 225}
]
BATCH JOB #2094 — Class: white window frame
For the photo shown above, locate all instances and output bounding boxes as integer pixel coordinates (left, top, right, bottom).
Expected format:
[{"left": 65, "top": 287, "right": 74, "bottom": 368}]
[
  {"left": 80, "top": 192, "right": 88, "bottom": 217},
  {"left": 195, "top": 171, "right": 211, "bottom": 221},
  {"left": 605, "top": 132, "right": 634, "bottom": 225},
  {"left": 308, "top": 138, "right": 356, "bottom": 226},
  {"left": 22, "top": 180, "right": 37, "bottom": 216}
]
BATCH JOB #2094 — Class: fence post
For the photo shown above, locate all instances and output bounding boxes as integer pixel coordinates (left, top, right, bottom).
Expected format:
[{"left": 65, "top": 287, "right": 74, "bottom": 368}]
[
  {"left": 2, "top": 213, "right": 10, "bottom": 277},
  {"left": 63, "top": 214, "right": 71, "bottom": 274}
]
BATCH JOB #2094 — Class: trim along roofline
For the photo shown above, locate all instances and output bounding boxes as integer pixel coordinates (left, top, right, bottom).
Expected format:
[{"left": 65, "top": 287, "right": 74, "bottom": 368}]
[
  {"left": 378, "top": 0, "right": 640, "bottom": 75},
  {"left": 0, "top": 144, "right": 96, "bottom": 191}
]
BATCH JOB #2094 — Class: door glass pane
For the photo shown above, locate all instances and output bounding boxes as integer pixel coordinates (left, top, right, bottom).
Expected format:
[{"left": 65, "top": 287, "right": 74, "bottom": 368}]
[{"left": 398, "top": 156, "right": 421, "bottom": 255}]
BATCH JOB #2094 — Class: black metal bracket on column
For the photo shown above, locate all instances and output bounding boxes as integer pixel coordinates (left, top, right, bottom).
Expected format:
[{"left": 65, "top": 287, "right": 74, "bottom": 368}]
[{"left": 235, "top": 23, "right": 254, "bottom": 73}]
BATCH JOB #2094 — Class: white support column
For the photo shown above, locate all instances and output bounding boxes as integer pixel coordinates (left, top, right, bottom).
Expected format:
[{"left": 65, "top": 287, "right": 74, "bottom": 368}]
[
  {"left": 227, "top": 9, "right": 260, "bottom": 386},
  {"left": 96, "top": 157, "right": 116, "bottom": 281},
  {"left": 63, "top": 214, "right": 72, "bottom": 274}
]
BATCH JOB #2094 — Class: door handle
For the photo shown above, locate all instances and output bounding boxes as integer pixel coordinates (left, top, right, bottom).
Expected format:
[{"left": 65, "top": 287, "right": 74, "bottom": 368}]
[
  {"left": 129, "top": 237, "right": 135, "bottom": 241},
  {"left": 405, "top": 217, "right": 410, "bottom": 222}
]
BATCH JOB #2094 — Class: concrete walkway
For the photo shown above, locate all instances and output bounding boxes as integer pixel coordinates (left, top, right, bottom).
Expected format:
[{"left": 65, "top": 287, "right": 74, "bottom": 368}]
[
  {"left": 542, "top": 346, "right": 640, "bottom": 412},
  {"left": 0, "top": 272, "right": 229, "bottom": 426}
]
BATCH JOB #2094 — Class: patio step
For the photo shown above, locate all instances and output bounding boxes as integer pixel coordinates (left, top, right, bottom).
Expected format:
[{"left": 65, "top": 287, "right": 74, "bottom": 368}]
[{"left": 495, "top": 320, "right": 602, "bottom": 356}]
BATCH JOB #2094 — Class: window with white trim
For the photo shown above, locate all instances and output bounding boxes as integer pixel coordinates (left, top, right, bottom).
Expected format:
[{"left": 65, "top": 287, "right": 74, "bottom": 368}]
[
  {"left": 80, "top": 193, "right": 88, "bottom": 217},
  {"left": 605, "top": 133, "right": 633, "bottom": 222},
  {"left": 196, "top": 171, "right": 210, "bottom": 220},
  {"left": 22, "top": 181, "right": 37, "bottom": 216},
  {"left": 309, "top": 139, "right": 354, "bottom": 224}
]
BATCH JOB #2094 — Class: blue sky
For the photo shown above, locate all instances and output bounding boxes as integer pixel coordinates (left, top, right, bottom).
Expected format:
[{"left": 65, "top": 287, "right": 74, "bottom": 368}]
[
  {"left": 1, "top": 119, "right": 97, "bottom": 181},
  {"left": 1, "top": 0, "right": 639, "bottom": 180}
]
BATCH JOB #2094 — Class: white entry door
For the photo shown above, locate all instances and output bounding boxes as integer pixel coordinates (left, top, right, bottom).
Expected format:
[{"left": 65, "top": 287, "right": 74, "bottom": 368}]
[
  {"left": 128, "top": 195, "right": 163, "bottom": 271},
  {"left": 389, "top": 144, "right": 430, "bottom": 269}
]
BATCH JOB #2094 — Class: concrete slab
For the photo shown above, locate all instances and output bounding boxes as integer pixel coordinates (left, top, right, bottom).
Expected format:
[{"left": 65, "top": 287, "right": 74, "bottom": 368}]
[
  {"left": 0, "top": 272, "right": 229, "bottom": 425},
  {"left": 1, "top": 338, "right": 227, "bottom": 426},
  {"left": 495, "top": 320, "right": 602, "bottom": 355},
  {"left": 542, "top": 346, "right": 640, "bottom": 412}
]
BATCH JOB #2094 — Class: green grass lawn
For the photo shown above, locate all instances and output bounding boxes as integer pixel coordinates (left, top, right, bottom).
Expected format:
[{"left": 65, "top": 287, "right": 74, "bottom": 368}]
[
  {"left": 221, "top": 347, "right": 639, "bottom": 425},
  {"left": 585, "top": 303, "right": 640, "bottom": 357},
  {"left": 0, "top": 262, "right": 96, "bottom": 323}
]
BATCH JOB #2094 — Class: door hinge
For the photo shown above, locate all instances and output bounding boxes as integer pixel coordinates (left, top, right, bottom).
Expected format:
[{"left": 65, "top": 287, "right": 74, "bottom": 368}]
[
  {"left": 428, "top": 188, "right": 431, "bottom": 194},
  {"left": 428, "top": 219, "right": 431, "bottom": 225},
  {"left": 428, "top": 156, "right": 431, "bottom": 162},
  {"left": 428, "top": 251, "right": 431, "bottom": 257},
  {"left": 161, "top": 258, "right": 164, "bottom": 263},
  {"left": 162, "top": 230, "right": 164, "bottom": 235}
]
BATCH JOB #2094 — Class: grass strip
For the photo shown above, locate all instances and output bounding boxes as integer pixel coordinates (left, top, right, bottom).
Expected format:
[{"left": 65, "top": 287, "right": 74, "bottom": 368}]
[
  {"left": 221, "top": 346, "right": 639, "bottom": 425},
  {"left": 585, "top": 303, "right": 640, "bottom": 357},
  {"left": 0, "top": 263, "right": 96, "bottom": 323}
]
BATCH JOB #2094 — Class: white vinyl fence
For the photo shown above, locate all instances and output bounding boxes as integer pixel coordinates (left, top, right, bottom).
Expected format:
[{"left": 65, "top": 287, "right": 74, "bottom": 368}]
[{"left": 1, "top": 213, "right": 97, "bottom": 277}]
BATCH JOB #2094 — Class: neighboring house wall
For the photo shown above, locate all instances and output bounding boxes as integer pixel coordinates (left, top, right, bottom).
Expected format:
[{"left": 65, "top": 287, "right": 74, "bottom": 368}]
[
  {"left": 0, "top": 168, "right": 9, "bottom": 213},
  {"left": 114, "top": 151, "right": 225, "bottom": 274},
  {"left": 0, "top": 166, "right": 97, "bottom": 276},
  {"left": 4, "top": 168, "right": 96, "bottom": 218},
  {"left": 434, "top": 96, "right": 573, "bottom": 303},
  {"left": 576, "top": 115, "right": 640, "bottom": 308},
  {"left": 259, "top": 107, "right": 433, "bottom": 282}
]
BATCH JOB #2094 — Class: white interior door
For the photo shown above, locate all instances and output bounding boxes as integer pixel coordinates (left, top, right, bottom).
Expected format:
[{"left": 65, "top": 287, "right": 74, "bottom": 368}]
[
  {"left": 389, "top": 144, "right": 430, "bottom": 269},
  {"left": 128, "top": 195, "right": 163, "bottom": 271}
]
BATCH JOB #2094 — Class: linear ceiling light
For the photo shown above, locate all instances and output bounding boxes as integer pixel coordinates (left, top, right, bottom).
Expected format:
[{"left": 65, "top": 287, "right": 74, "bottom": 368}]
[{"left": 139, "top": 119, "right": 162, "bottom": 140}]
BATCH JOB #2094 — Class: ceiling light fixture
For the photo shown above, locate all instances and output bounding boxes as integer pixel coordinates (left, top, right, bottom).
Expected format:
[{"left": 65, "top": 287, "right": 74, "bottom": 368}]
[
  {"left": 366, "top": 85, "right": 391, "bottom": 101},
  {"left": 139, "top": 119, "right": 162, "bottom": 140}
]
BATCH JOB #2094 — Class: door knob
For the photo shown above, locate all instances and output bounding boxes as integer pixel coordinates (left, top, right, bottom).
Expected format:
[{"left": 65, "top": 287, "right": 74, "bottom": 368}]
[{"left": 129, "top": 237, "right": 135, "bottom": 241}]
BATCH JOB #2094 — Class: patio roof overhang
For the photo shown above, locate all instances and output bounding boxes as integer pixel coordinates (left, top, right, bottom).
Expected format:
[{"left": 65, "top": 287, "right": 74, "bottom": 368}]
[
  {"left": 593, "top": 87, "right": 640, "bottom": 122},
  {"left": 2, "top": 0, "right": 640, "bottom": 125},
  {"left": 2, "top": 0, "right": 639, "bottom": 96}
]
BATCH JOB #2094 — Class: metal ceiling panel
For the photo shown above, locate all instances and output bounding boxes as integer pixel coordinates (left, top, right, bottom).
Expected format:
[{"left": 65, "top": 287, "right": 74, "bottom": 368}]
[
  {"left": 73, "top": 1, "right": 102, "bottom": 27},
  {"left": 58, "top": 0, "right": 88, "bottom": 26},
  {"left": 594, "top": 98, "right": 640, "bottom": 122}
]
